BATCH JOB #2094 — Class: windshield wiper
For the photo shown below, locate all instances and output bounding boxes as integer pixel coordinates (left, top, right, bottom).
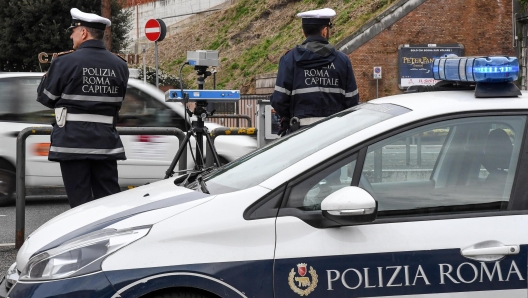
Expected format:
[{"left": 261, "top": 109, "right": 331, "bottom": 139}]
[
  {"left": 173, "top": 166, "right": 215, "bottom": 190},
  {"left": 196, "top": 174, "right": 210, "bottom": 194}
]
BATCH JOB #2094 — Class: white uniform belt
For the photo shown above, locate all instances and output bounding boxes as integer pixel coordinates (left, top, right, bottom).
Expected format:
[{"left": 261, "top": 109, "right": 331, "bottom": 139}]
[
  {"left": 299, "top": 117, "right": 324, "bottom": 126},
  {"left": 66, "top": 114, "right": 113, "bottom": 124}
]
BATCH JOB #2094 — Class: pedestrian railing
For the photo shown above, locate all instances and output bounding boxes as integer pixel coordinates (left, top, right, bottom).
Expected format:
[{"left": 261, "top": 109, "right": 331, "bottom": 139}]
[
  {"left": 206, "top": 127, "right": 258, "bottom": 167},
  {"left": 207, "top": 114, "right": 253, "bottom": 127},
  {"left": 15, "top": 126, "right": 186, "bottom": 249}
]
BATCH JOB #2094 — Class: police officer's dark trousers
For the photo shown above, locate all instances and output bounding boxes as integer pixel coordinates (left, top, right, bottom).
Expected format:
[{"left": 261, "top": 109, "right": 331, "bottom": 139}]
[{"left": 60, "top": 160, "right": 120, "bottom": 208}]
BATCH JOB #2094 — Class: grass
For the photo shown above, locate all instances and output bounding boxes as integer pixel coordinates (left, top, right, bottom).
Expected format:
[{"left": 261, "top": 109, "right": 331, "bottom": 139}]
[{"left": 156, "top": 0, "right": 399, "bottom": 91}]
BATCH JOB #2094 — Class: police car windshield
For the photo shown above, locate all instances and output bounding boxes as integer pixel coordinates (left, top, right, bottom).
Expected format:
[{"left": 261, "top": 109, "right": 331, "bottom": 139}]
[{"left": 202, "top": 103, "right": 410, "bottom": 194}]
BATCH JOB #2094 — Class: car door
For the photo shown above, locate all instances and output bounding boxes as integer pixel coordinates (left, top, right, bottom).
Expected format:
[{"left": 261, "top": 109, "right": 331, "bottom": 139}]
[
  {"left": 117, "top": 85, "right": 187, "bottom": 185},
  {"left": 273, "top": 113, "right": 528, "bottom": 297}
]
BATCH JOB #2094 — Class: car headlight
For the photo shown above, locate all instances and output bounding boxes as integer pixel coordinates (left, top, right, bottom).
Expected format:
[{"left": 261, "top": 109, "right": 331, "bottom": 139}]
[
  {"left": 19, "top": 226, "right": 151, "bottom": 281},
  {"left": 5, "top": 262, "right": 19, "bottom": 289}
]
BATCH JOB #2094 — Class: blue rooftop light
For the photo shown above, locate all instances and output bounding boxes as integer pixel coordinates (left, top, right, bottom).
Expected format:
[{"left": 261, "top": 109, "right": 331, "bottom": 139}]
[{"left": 432, "top": 56, "right": 519, "bottom": 83}]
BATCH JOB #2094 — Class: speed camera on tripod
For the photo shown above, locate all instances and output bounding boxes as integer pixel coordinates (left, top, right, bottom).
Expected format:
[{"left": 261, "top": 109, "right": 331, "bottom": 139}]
[
  {"left": 165, "top": 50, "right": 240, "bottom": 103},
  {"left": 164, "top": 49, "right": 238, "bottom": 176}
]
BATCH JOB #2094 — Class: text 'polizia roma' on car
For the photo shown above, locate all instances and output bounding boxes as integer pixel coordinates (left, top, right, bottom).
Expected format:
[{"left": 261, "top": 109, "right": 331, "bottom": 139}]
[{"left": 2, "top": 55, "right": 528, "bottom": 298}]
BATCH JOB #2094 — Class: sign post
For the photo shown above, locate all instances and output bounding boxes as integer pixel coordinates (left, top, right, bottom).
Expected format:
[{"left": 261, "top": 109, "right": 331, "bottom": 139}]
[
  {"left": 373, "top": 66, "right": 382, "bottom": 98},
  {"left": 141, "top": 44, "right": 147, "bottom": 84},
  {"left": 145, "top": 19, "right": 167, "bottom": 88}
]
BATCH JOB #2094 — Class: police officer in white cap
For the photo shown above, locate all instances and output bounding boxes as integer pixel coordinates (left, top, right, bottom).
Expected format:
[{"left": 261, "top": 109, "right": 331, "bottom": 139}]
[
  {"left": 271, "top": 8, "right": 359, "bottom": 135},
  {"left": 37, "top": 8, "right": 129, "bottom": 208}
]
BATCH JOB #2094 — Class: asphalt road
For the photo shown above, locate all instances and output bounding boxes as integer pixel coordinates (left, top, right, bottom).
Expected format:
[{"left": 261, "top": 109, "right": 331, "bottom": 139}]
[{"left": 0, "top": 198, "right": 69, "bottom": 280}]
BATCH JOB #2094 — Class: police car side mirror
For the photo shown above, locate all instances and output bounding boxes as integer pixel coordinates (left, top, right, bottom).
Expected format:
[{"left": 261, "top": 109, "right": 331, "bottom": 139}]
[{"left": 321, "top": 186, "right": 377, "bottom": 226}]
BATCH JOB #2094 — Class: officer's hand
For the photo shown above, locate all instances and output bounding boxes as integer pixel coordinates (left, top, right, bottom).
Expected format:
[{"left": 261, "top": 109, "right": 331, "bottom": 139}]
[{"left": 277, "top": 117, "right": 290, "bottom": 137}]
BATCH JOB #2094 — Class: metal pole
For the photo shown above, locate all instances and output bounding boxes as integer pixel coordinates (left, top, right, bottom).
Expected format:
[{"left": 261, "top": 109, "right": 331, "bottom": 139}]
[
  {"left": 143, "top": 46, "right": 147, "bottom": 84},
  {"left": 155, "top": 41, "right": 159, "bottom": 88},
  {"left": 15, "top": 127, "right": 52, "bottom": 249},
  {"left": 15, "top": 126, "right": 186, "bottom": 249},
  {"left": 376, "top": 79, "right": 379, "bottom": 99}
]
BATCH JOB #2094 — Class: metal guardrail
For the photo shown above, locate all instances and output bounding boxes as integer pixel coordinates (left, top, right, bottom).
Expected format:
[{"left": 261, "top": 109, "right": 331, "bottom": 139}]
[
  {"left": 15, "top": 126, "right": 186, "bottom": 249},
  {"left": 206, "top": 127, "right": 258, "bottom": 167},
  {"left": 207, "top": 114, "right": 252, "bottom": 127}
]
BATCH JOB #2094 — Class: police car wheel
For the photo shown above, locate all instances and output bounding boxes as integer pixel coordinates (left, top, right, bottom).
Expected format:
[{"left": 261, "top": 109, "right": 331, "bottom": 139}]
[
  {"left": 142, "top": 288, "right": 217, "bottom": 298},
  {"left": 0, "top": 162, "right": 15, "bottom": 207}
]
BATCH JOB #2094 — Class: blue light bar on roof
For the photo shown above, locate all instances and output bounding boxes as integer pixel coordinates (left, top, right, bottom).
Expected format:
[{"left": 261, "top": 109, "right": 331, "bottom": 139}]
[{"left": 432, "top": 56, "right": 519, "bottom": 83}]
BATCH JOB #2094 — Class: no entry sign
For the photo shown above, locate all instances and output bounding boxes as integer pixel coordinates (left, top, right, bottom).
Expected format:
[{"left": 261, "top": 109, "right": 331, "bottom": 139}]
[{"left": 145, "top": 19, "right": 166, "bottom": 42}]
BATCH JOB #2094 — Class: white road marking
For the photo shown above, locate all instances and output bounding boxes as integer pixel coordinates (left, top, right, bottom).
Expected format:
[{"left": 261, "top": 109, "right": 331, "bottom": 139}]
[{"left": 0, "top": 243, "right": 15, "bottom": 247}]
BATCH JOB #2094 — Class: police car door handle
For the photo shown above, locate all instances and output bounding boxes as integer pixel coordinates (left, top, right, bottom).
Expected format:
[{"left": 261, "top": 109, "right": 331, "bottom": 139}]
[
  {"left": 462, "top": 245, "right": 519, "bottom": 256},
  {"left": 461, "top": 241, "right": 520, "bottom": 261}
]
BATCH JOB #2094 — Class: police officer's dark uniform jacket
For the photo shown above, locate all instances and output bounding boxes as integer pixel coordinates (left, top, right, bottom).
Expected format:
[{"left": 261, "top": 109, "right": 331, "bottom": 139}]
[
  {"left": 37, "top": 39, "right": 129, "bottom": 162},
  {"left": 271, "top": 35, "right": 359, "bottom": 126}
]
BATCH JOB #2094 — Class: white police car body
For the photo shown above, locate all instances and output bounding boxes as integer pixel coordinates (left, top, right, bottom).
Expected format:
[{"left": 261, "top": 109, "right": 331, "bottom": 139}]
[
  {"left": 0, "top": 74, "right": 256, "bottom": 205},
  {"left": 2, "top": 56, "right": 528, "bottom": 297}
]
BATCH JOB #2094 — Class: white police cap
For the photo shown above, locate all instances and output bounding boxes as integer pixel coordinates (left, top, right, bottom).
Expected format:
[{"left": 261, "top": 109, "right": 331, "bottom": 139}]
[
  {"left": 297, "top": 8, "right": 336, "bottom": 26},
  {"left": 69, "top": 8, "right": 111, "bottom": 31}
]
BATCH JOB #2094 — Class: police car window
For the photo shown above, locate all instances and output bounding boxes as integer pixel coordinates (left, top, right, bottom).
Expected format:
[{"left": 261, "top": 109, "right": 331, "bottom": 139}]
[
  {"left": 288, "top": 156, "right": 356, "bottom": 210},
  {"left": 359, "top": 115, "right": 526, "bottom": 218},
  {"left": 0, "top": 77, "right": 53, "bottom": 124},
  {"left": 201, "top": 103, "right": 410, "bottom": 194},
  {"left": 118, "top": 86, "right": 186, "bottom": 130}
]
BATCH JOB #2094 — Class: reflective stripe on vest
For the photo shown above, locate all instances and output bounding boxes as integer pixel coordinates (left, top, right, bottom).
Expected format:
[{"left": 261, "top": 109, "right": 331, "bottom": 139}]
[
  {"left": 44, "top": 89, "right": 60, "bottom": 100},
  {"left": 49, "top": 146, "right": 124, "bottom": 155},
  {"left": 346, "top": 89, "right": 359, "bottom": 98},
  {"left": 291, "top": 86, "right": 346, "bottom": 96},
  {"left": 61, "top": 94, "right": 123, "bottom": 102},
  {"left": 66, "top": 114, "right": 113, "bottom": 124},
  {"left": 274, "top": 85, "right": 291, "bottom": 95}
]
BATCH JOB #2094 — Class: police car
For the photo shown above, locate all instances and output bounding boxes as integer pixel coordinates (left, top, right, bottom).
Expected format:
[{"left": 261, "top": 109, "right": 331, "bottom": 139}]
[
  {"left": 0, "top": 74, "right": 256, "bottom": 205},
  {"left": 2, "top": 56, "right": 528, "bottom": 297}
]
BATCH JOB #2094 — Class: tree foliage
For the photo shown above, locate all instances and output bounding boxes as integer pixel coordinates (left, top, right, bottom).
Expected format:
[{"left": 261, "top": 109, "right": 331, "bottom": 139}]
[{"left": 0, "top": 0, "right": 132, "bottom": 72}]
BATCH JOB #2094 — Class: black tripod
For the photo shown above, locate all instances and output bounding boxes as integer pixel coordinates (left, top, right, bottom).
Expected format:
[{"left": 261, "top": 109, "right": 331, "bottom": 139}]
[{"left": 164, "top": 66, "right": 221, "bottom": 179}]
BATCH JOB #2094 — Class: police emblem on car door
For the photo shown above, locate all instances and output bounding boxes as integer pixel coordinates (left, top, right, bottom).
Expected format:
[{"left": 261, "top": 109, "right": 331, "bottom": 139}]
[{"left": 288, "top": 263, "right": 318, "bottom": 296}]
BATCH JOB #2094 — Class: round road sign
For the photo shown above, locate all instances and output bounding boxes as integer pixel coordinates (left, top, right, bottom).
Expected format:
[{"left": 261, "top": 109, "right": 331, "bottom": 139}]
[{"left": 145, "top": 19, "right": 166, "bottom": 42}]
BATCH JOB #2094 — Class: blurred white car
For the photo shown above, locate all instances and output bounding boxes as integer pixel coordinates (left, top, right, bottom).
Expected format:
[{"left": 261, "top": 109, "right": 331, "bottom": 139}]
[{"left": 0, "top": 73, "right": 256, "bottom": 205}]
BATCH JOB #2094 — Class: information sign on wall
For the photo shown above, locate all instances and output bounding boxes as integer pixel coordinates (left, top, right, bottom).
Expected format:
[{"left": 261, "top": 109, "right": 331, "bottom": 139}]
[{"left": 398, "top": 44, "right": 464, "bottom": 89}]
